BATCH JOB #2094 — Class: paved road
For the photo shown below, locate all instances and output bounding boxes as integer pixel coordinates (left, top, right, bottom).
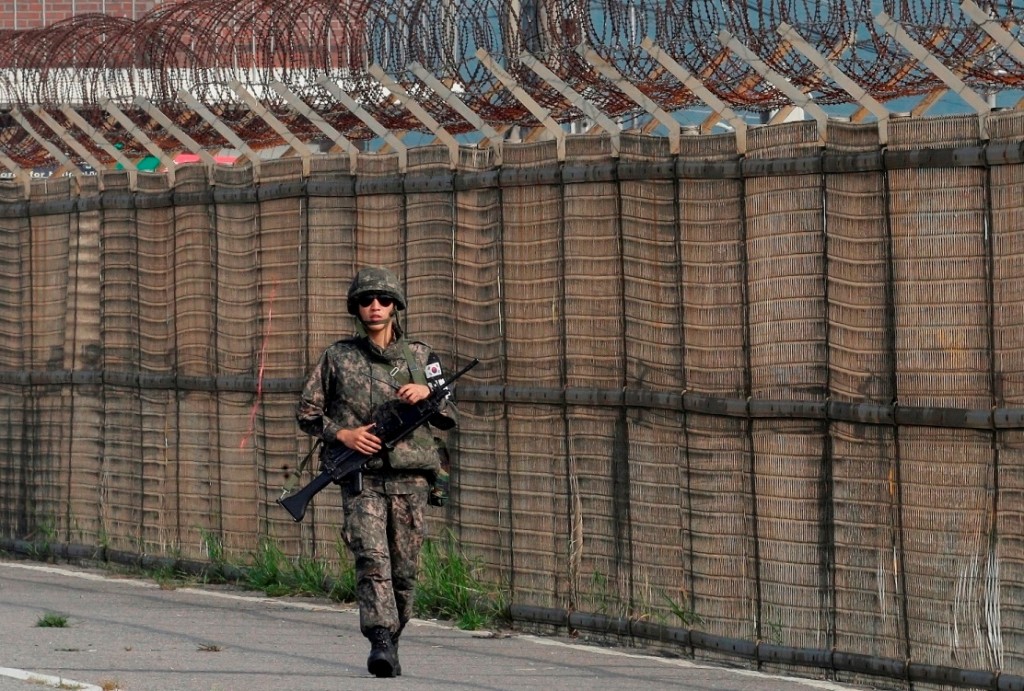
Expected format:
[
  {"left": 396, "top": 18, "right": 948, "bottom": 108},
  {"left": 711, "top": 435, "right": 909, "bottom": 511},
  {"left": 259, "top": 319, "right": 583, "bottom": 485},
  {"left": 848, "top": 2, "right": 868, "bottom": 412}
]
[{"left": 0, "top": 558, "right": 864, "bottom": 691}]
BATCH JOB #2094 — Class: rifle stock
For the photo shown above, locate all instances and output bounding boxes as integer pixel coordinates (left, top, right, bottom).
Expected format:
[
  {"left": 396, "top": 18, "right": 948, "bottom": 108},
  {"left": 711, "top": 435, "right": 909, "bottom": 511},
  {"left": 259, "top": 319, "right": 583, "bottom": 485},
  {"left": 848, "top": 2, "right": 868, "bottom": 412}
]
[
  {"left": 278, "top": 357, "right": 478, "bottom": 522},
  {"left": 277, "top": 469, "right": 335, "bottom": 522}
]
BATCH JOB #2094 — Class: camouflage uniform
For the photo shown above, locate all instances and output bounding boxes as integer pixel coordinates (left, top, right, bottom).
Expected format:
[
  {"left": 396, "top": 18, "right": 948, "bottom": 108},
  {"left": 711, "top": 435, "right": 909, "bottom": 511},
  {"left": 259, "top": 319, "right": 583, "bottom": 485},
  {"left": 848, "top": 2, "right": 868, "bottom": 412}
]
[{"left": 295, "top": 267, "right": 454, "bottom": 653}]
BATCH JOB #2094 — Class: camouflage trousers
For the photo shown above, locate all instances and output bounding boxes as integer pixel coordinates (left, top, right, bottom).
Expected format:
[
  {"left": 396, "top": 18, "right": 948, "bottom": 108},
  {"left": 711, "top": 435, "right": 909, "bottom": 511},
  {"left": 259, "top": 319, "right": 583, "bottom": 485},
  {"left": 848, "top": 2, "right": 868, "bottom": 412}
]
[{"left": 340, "top": 473, "right": 429, "bottom": 637}]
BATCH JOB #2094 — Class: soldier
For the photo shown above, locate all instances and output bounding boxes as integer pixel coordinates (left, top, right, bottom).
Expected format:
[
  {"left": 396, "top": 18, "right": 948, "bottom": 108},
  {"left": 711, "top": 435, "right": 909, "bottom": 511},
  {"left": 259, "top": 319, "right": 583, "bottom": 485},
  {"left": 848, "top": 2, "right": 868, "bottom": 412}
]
[{"left": 296, "top": 266, "right": 456, "bottom": 678}]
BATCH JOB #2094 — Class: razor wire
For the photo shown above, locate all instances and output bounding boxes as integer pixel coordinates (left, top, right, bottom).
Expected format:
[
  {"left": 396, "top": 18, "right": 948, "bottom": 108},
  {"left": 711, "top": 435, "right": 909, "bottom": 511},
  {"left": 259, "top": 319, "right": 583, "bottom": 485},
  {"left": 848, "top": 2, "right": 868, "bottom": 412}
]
[{"left": 0, "top": 0, "right": 1023, "bottom": 168}]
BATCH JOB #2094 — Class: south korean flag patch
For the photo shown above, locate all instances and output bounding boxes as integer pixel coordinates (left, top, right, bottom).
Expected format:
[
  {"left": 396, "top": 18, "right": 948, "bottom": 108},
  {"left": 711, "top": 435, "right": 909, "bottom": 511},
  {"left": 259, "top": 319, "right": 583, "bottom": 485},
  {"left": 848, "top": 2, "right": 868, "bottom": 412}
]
[{"left": 425, "top": 354, "right": 449, "bottom": 397}]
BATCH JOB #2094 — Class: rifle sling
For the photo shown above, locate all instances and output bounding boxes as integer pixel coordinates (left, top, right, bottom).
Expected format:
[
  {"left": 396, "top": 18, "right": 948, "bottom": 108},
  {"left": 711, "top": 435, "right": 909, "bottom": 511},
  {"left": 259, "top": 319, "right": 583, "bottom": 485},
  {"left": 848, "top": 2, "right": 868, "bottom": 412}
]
[
  {"left": 282, "top": 438, "right": 322, "bottom": 495},
  {"left": 402, "top": 341, "right": 429, "bottom": 387}
]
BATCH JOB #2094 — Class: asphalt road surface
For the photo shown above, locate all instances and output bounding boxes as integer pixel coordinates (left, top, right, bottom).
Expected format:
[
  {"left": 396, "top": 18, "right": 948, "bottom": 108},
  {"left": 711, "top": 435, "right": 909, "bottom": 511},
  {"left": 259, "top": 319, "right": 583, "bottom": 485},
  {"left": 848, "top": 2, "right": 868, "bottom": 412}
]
[{"left": 0, "top": 558, "right": 866, "bottom": 691}]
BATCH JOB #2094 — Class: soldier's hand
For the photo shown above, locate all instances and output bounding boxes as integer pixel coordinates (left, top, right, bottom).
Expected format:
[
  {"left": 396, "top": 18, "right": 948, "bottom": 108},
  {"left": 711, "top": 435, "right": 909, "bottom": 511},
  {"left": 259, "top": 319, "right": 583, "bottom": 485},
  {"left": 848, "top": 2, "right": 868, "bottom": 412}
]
[
  {"left": 337, "top": 424, "right": 381, "bottom": 455},
  {"left": 397, "top": 383, "right": 431, "bottom": 404}
]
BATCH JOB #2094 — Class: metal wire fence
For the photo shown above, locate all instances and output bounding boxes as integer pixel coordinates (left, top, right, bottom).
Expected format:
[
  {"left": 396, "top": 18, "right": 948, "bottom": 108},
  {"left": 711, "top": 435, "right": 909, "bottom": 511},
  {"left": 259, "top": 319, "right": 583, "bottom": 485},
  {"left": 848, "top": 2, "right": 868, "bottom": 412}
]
[
  {"left": 2, "top": 112, "right": 1024, "bottom": 687},
  {"left": 2, "top": 0, "right": 1024, "bottom": 170}
]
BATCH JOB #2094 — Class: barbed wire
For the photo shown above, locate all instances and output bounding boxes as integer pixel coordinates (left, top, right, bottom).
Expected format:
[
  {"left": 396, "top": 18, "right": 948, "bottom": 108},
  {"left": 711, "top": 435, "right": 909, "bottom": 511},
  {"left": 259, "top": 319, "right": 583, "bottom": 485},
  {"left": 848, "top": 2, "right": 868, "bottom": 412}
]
[{"left": 0, "top": 0, "right": 1022, "bottom": 169}]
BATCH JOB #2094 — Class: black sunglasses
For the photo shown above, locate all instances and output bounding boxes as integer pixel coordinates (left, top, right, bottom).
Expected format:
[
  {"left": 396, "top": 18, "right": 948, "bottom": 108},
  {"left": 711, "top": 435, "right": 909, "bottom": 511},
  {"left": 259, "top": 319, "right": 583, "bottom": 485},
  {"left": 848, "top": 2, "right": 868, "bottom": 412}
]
[{"left": 357, "top": 294, "right": 394, "bottom": 308}]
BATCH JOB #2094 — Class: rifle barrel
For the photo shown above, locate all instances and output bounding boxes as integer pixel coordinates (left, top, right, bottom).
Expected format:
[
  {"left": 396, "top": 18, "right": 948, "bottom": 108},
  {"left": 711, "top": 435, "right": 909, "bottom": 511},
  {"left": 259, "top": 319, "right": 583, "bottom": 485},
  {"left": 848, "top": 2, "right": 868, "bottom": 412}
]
[{"left": 449, "top": 358, "right": 479, "bottom": 382}]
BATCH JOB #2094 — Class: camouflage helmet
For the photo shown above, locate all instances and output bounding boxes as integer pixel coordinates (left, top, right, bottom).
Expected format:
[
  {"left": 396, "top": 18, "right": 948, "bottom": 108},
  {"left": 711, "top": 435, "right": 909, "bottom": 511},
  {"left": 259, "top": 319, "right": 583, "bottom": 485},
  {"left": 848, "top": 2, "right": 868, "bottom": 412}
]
[{"left": 346, "top": 266, "right": 407, "bottom": 314}]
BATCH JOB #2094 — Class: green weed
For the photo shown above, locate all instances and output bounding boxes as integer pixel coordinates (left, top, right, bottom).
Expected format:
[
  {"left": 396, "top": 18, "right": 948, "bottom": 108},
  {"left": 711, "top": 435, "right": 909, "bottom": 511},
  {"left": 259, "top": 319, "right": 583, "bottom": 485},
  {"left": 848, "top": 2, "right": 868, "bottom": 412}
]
[
  {"left": 663, "top": 593, "right": 704, "bottom": 628},
  {"left": 200, "top": 528, "right": 225, "bottom": 566},
  {"left": 29, "top": 528, "right": 502, "bottom": 633},
  {"left": 764, "top": 612, "right": 784, "bottom": 645},
  {"left": 587, "top": 571, "right": 615, "bottom": 616},
  {"left": 414, "top": 529, "right": 508, "bottom": 630},
  {"left": 36, "top": 612, "right": 69, "bottom": 628},
  {"left": 244, "top": 537, "right": 355, "bottom": 601},
  {"left": 246, "top": 538, "right": 289, "bottom": 595},
  {"left": 27, "top": 517, "right": 58, "bottom": 560},
  {"left": 149, "top": 562, "right": 186, "bottom": 588}
]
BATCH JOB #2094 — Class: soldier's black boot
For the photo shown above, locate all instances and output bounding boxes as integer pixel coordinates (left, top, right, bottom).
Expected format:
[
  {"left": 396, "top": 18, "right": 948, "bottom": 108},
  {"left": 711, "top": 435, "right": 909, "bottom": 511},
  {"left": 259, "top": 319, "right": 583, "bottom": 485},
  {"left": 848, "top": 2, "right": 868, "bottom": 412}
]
[
  {"left": 366, "top": 627, "right": 398, "bottom": 678},
  {"left": 391, "top": 632, "right": 402, "bottom": 676}
]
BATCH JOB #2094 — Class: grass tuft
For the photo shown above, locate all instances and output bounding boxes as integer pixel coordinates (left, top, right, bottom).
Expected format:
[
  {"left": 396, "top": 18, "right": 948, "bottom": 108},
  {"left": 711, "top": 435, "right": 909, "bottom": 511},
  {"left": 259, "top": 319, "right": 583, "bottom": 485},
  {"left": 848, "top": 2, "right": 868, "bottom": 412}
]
[
  {"left": 243, "top": 537, "right": 356, "bottom": 601},
  {"left": 414, "top": 529, "right": 508, "bottom": 630},
  {"left": 33, "top": 527, "right": 506, "bottom": 634},
  {"left": 36, "top": 612, "right": 68, "bottom": 628}
]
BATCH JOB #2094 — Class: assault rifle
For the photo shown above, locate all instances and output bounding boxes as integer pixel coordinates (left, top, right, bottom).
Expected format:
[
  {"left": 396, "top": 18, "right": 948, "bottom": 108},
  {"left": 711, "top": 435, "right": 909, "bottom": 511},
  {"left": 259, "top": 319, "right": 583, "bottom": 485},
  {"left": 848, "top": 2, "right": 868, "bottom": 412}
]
[{"left": 278, "top": 357, "right": 478, "bottom": 522}]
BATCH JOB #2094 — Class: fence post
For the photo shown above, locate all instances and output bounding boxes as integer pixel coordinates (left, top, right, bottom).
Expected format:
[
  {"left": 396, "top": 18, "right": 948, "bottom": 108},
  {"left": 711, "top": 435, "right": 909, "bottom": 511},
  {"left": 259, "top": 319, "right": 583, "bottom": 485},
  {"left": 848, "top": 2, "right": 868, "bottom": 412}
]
[
  {"left": 316, "top": 76, "right": 408, "bottom": 171},
  {"left": 269, "top": 81, "right": 360, "bottom": 172},
  {"left": 875, "top": 12, "right": 991, "bottom": 136},
  {"left": 9, "top": 108, "right": 83, "bottom": 186},
  {"left": 475, "top": 48, "right": 566, "bottom": 161},
  {"left": 228, "top": 81, "right": 314, "bottom": 177},
  {"left": 776, "top": 23, "right": 891, "bottom": 144},
  {"left": 576, "top": 44, "right": 680, "bottom": 155},
  {"left": 135, "top": 97, "right": 216, "bottom": 169},
  {"left": 102, "top": 97, "right": 176, "bottom": 183},
  {"left": 0, "top": 149, "right": 29, "bottom": 194},
  {"left": 177, "top": 89, "right": 262, "bottom": 179},
  {"left": 60, "top": 105, "right": 137, "bottom": 188},
  {"left": 518, "top": 51, "right": 621, "bottom": 156},
  {"left": 718, "top": 30, "right": 830, "bottom": 142},
  {"left": 30, "top": 106, "right": 105, "bottom": 181},
  {"left": 960, "top": 0, "right": 1024, "bottom": 64},
  {"left": 407, "top": 61, "right": 504, "bottom": 164},
  {"left": 640, "top": 38, "right": 749, "bottom": 153},
  {"left": 368, "top": 64, "right": 460, "bottom": 169}
]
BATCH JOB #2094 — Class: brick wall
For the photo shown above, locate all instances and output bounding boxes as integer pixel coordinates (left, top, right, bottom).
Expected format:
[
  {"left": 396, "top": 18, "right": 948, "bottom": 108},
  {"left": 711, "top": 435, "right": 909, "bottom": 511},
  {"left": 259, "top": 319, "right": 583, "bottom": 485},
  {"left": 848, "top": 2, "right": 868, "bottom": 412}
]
[{"left": 0, "top": 1, "right": 168, "bottom": 30}]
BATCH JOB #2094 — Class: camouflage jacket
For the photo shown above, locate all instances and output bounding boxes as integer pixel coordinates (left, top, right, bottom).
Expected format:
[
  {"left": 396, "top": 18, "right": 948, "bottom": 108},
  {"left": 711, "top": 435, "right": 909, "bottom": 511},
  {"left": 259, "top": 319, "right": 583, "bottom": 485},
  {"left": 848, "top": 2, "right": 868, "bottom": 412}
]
[{"left": 296, "top": 333, "right": 453, "bottom": 475}]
